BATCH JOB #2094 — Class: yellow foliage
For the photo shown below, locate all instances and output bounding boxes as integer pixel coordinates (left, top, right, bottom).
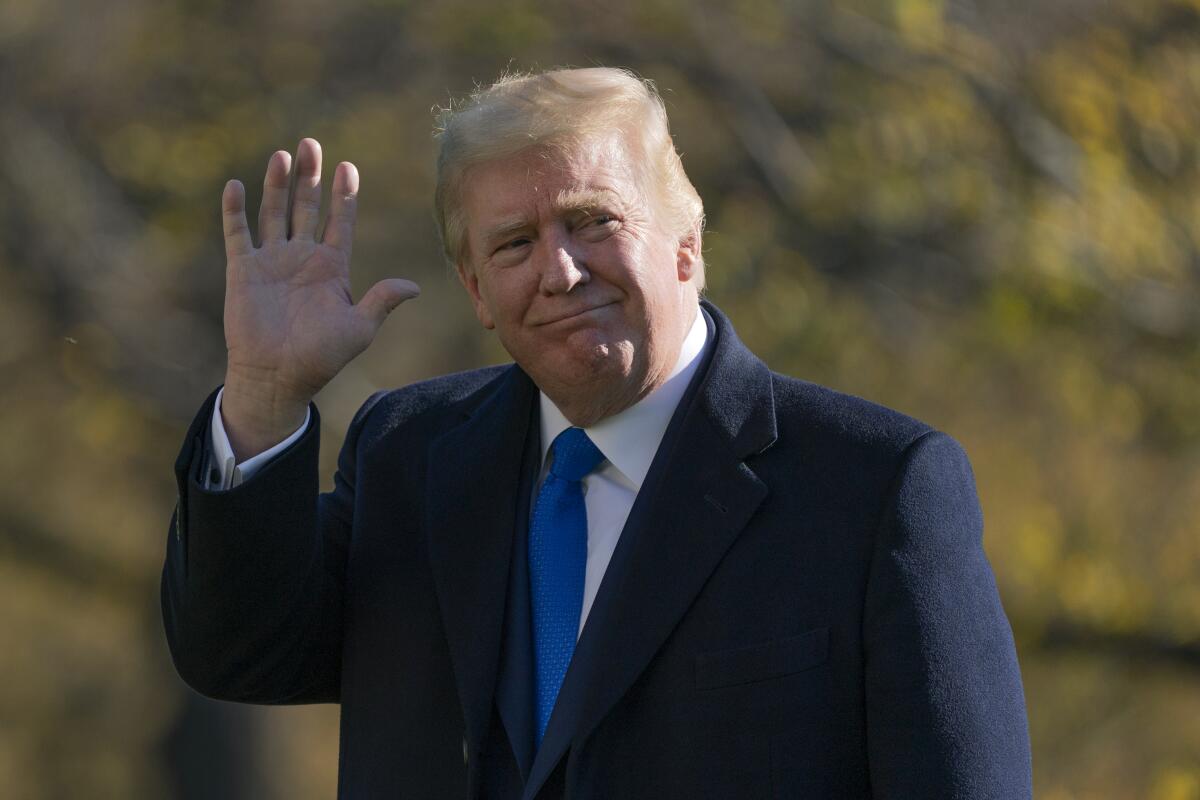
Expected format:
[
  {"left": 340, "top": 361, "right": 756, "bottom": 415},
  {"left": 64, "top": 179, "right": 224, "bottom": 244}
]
[
  {"left": 5, "top": 0, "right": 1200, "bottom": 796},
  {"left": 894, "top": 0, "right": 945, "bottom": 50},
  {"left": 1151, "top": 766, "right": 1200, "bottom": 800}
]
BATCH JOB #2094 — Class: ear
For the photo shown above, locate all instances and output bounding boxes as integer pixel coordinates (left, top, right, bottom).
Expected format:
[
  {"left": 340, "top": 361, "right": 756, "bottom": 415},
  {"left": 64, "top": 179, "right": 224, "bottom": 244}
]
[
  {"left": 675, "top": 224, "right": 702, "bottom": 283},
  {"left": 456, "top": 261, "right": 496, "bottom": 330}
]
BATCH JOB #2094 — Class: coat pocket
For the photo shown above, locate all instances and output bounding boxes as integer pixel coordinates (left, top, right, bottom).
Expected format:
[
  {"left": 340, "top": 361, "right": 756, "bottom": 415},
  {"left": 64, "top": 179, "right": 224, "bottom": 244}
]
[{"left": 695, "top": 627, "right": 829, "bottom": 690}]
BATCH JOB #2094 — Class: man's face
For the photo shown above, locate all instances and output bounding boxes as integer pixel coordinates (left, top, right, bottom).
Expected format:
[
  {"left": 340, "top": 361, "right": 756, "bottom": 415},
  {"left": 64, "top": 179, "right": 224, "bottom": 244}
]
[{"left": 457, "top": 133, "right": 699, "bottom": 424}]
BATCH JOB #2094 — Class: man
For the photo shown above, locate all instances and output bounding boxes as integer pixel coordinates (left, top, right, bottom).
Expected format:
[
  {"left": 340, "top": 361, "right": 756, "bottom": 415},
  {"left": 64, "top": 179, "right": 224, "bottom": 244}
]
[{"left": 161, "top": 68, "right": 1032, "bottom": 798}]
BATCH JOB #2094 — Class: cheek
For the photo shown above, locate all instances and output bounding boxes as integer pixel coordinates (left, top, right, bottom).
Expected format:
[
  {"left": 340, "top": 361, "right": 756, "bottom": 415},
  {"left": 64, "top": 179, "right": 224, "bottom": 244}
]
[
  {"left": 469, "top": 286, "right": 495, "bottom": 329},
  {"left": 634, "top": 246, "right": 681, "bottom": 302},
  {"left": 606, "top": 241, "right": 656, "bottom": 292},
  {"left": 481, "top": 274, "right": 534, "bottom": 324}
]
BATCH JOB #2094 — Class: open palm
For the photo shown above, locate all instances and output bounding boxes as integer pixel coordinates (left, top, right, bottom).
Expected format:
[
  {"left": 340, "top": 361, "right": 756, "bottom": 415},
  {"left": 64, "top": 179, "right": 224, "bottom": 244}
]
[{"left": 219, "top": 139, "right": 419, "bottom": 451}]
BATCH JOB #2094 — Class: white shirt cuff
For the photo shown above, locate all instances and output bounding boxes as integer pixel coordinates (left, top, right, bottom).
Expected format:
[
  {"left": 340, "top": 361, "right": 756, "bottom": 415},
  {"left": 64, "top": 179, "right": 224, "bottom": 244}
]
[{"left": 206, "top": 386, "right": 311, "bottom": 490}]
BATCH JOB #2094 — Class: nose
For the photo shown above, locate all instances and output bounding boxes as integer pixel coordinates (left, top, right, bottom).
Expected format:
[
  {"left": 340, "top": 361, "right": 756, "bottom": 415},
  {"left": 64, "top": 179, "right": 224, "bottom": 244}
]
[{"left": 535, "top": 229, "right": 588, "bottom": 296}]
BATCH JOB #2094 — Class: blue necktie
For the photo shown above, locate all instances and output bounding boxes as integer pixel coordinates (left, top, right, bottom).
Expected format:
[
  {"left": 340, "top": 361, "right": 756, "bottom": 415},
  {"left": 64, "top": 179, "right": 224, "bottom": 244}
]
[{"left": 529, "top": 427, "right": 604, "bottom": 748}]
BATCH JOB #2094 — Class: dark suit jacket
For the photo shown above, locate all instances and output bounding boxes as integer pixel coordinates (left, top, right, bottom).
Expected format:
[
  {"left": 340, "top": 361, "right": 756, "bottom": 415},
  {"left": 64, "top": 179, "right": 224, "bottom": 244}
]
[{"left": 161, "top": 302, "right": 1032, "bottom": 799}]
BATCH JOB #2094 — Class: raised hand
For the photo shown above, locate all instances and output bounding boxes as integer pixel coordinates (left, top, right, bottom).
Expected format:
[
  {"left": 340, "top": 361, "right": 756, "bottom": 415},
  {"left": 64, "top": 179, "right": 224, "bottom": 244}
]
[{"left": 219, "top": 138, "right": 420, "bottom": 458}]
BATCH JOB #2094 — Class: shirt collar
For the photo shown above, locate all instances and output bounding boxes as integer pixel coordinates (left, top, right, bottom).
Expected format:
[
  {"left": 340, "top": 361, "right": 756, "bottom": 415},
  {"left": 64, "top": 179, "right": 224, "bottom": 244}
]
[{"left": 538, "top": 306, "right": 710, "bottom": 489}]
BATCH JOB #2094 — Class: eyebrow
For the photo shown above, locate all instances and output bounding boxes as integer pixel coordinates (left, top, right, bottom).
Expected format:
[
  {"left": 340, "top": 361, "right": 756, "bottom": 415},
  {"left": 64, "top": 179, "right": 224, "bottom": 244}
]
[
  {"left": 481, "top": 219, "right": 534, "bottom": 250},
  {"left": 552, "top": 188, "right": 621, "bottom": 214},
  {"left": 480, "top": 189, "right": 623, "bottom": 251}
]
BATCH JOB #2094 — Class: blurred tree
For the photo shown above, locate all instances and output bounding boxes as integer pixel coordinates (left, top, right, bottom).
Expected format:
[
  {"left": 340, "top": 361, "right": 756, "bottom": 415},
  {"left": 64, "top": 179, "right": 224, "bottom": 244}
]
[{"left": 1, "top": 0, "right": 1197, "bottom": 797}]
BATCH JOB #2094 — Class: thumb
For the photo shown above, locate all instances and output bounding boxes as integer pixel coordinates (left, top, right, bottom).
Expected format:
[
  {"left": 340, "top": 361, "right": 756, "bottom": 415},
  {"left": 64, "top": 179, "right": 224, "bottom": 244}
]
[{"left": 356, "top": 278, "right": 421, "bottom": 328}]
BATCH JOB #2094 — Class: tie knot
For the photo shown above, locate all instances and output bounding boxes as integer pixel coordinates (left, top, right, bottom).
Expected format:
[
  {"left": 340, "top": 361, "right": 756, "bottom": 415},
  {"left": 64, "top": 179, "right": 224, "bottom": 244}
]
[{"left": 548, "top": 427, "right": 604, "bottom": 481}]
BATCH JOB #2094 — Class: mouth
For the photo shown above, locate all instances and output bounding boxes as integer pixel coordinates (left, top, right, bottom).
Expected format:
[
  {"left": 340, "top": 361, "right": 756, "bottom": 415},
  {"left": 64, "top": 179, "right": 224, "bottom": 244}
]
[{"left": 535, "top": 301, "right": 617, "bottom": 327}]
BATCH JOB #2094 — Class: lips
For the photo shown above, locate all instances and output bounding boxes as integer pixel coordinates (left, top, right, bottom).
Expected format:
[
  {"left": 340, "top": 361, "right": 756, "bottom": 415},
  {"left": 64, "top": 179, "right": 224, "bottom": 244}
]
[{"left": 535, "top": 301, "right": 617, "bottom": 326}]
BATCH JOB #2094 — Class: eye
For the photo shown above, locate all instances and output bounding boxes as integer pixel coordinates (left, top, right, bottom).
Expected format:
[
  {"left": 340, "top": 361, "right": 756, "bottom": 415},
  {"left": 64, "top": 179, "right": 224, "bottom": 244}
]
[
  {"left": 495, "top": 237, "right": 531, "bottom": 253},
  {"left": 577, "top": 214, "right": 619, "bottom": 239}
]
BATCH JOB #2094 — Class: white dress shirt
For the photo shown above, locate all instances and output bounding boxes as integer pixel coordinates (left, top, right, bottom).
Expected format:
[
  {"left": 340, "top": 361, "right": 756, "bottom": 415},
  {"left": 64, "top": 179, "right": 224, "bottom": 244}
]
[
  {"left": 205, "top": 394, "right": 311, "bottom": 491},
  {"left": 207, "top": 307, "right": 710, "bottom": 637}
]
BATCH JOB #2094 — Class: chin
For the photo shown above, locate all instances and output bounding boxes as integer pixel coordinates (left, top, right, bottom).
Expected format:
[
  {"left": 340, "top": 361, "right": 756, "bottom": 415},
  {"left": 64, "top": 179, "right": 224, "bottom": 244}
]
[
  {"left": 564, "top": 347, "right": 629, "bottom": 387},
  {"left": 535, "top": 339, "right": 635, "bottom": 390}
]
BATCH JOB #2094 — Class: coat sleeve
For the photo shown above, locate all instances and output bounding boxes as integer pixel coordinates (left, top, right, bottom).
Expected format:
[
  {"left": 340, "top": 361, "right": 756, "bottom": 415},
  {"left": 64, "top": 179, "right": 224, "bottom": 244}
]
[
  {"left": 863, "top": 430, "right": 1033, "bottom": 799},
  {"left": 160, "top": 386, "right": 384, "bottom": 705}
]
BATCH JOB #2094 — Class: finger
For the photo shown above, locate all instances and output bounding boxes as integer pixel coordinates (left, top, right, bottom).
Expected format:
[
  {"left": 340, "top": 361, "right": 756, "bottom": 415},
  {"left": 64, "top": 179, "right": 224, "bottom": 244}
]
[
  {"left": 258, "top": 150, "right": 292, "bottom": 244},
  {"left": 289, "top": 138, "right": 323, "bottom": 241},
  {"left": 222, "top": 179, "right": 253, "bottom": 258},
  {"left": 356, "top": 278, "right": 421, "bottom": 329},
  {"left": 323, "top": 161, "right": 359, "bottom": 256}
]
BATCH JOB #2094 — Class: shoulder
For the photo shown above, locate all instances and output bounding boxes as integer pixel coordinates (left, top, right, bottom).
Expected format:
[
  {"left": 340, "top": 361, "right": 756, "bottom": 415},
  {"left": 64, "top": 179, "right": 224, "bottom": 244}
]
[
  {"left": 345, "top": 364, "right": 515, "bottom": 448},
  {"left": 703, "top": 302, "right": 944, "bottom": 464},
  {"left": 368, "top": 364, "right": 512, "bottom": 421},
  {"left": 762, "top": 371, "right": 962, "bottom": 487},
  {"left": 770, "top": 372, "right": 934, "bottom": 451}
]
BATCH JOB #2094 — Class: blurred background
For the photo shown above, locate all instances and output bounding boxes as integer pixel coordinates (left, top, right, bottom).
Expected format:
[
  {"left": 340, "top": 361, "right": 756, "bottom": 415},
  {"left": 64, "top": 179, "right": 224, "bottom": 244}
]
[{"left": 1, "top": 0, "right": 1198, "bottom": 796}]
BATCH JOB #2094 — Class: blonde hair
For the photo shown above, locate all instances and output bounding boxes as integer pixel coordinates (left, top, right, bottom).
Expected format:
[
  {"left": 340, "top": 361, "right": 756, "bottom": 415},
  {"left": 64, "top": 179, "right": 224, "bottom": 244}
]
[{"left": 433, "top": 67, "right": 705, "bottom": 284}]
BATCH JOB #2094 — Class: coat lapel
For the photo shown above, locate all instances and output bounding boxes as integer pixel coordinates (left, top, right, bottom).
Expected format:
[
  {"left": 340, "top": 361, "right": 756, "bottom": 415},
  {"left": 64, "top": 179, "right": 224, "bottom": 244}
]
[
  {"left": 523, "top": 303, "right": 779, "bottom": 799},
  {"left": 425, "top": 366, "right": 538, "bottom": 773},
  {"left": 495, "top": 409, "right": 541, "bottom": 781}
]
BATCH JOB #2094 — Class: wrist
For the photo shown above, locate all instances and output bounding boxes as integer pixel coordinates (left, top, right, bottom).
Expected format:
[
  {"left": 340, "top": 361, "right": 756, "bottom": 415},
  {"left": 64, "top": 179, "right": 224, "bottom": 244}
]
[{"left": 220, "top": 367, "right": 311, "bottom": 459}]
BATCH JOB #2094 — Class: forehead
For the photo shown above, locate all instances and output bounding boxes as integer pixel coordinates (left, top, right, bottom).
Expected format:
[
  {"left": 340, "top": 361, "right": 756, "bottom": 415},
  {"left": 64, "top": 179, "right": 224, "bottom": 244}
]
[{"left": 461, "top": 136, "right": 643, "bottom": 231}]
